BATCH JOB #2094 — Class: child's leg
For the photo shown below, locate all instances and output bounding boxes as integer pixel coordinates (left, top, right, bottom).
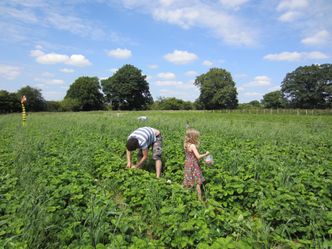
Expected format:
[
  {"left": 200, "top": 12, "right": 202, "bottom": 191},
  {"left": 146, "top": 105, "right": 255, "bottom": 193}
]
[
  {"left": 196, "top": 184, "right": 202, "bottom": 201},
  {"left": 155, "top": 160, "right": 161, "bottom": 178},
  {"left": 152, "top": 135, "right": 163, "bottom": 178}
]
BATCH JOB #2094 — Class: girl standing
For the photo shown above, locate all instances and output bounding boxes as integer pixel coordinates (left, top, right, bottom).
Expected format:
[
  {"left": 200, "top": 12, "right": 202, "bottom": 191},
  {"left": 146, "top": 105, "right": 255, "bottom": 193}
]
[{"left": 183, "top": 128, "right": 209, "bottom": 201}]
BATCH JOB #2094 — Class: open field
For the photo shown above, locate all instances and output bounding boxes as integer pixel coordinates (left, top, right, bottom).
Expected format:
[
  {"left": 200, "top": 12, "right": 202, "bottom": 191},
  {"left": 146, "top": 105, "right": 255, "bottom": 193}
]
[{"left": 1, "top": 111, "right": 331, "bottom": 248}]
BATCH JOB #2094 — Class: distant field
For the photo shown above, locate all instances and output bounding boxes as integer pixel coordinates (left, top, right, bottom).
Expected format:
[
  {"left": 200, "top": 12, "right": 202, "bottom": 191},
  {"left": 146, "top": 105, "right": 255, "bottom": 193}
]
[{"left": 1, "top": 111, "right": 331, "bottom": 248}]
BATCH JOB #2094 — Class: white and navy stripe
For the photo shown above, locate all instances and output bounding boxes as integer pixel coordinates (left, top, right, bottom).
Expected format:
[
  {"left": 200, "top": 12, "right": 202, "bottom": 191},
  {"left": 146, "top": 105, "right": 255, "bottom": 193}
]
[{"left": 128, "top": 127, "right": 156, "bottom": 149}]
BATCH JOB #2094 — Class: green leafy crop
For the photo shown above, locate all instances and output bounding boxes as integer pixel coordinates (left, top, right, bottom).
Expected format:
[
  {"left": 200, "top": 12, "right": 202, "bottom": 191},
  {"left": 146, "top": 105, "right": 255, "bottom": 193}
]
[{"left": 0, "top": 111, "right": 331, "bottom": 248}]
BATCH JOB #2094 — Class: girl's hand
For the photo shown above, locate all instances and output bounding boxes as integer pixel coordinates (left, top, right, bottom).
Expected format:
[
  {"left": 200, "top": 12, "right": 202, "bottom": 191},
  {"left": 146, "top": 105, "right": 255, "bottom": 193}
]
[{"left": 205, "top": 151, "right": 209, "bottom": 156}]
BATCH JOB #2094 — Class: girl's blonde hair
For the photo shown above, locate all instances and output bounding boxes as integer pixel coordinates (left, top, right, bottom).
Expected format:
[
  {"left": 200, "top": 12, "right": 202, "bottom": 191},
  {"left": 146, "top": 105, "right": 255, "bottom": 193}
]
[{"left": 184, "top": 128, "right": 200, "bottom": 149}]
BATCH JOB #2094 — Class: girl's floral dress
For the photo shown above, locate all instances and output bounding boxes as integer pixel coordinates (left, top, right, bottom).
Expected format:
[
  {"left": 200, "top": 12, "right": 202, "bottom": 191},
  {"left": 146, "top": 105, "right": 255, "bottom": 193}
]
[{"left": 183, "top": 148, "right": 205, "bottom": 187}]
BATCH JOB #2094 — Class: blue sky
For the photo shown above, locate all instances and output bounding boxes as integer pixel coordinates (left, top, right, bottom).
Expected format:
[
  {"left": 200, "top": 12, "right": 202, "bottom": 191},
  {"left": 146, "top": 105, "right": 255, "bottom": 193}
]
[{"left": 0, "top": 0, "right": 331, "bottom": 103}]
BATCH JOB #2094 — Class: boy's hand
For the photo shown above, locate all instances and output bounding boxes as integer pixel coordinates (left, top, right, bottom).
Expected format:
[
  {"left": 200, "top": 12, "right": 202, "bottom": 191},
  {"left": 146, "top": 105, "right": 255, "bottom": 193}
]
[{"left": 205, "top": 151, "right": 209, "bottom": 156}]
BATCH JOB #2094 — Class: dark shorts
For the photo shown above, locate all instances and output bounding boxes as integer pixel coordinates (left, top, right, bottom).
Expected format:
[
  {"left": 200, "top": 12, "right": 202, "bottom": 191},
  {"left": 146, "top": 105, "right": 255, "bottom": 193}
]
[{"left": 138, "top": 134, "right": 163, "bottom": 161}]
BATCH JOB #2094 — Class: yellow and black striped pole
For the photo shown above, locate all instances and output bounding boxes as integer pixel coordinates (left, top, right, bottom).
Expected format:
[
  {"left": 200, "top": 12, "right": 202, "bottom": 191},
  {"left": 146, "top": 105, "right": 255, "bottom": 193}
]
[{"left": 21, "top": 95, "right": 27, "bottom": 126}]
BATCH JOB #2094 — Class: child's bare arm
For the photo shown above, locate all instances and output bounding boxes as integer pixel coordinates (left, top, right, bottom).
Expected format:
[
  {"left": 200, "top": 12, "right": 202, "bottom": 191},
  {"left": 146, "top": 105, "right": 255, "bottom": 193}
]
[
  {"left": 134, "top": 149, "right": 148, "bottom": 168},
  {"left": 190, "top": 144, "right": 209, "bottom": 160},
  {"left": 126, "top": 150, "right": 132, "bottom": 168}
]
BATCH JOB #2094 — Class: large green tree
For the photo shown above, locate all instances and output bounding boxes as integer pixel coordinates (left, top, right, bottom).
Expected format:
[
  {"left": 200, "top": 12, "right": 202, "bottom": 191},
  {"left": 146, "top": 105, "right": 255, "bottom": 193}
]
[
  {"left": 281, "top": 64, "right": 332, "bottom": 108},
  {"left": 0, "top": 90, "right": 20, "bottom": 113},
  {"left": 194, "top": 68, "right": 238, "bottom": 109},
  {"left": 17, "top": 86, "right": 46, "bottom": 111},
  {"left": 65, "top": 76, "right": 104, "bottom": 111},
  {"left": 262, "top": 90, "right": 284, "bottom": 109},
  {"left": 101, "top": 64, "right": 153, "bottom": 110}
]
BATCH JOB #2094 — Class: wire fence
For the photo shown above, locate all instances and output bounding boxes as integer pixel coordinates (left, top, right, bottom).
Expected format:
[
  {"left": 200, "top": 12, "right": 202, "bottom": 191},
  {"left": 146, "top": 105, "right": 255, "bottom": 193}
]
[{"left": 208, "top": 108, "right": 332, "bottom": 115}]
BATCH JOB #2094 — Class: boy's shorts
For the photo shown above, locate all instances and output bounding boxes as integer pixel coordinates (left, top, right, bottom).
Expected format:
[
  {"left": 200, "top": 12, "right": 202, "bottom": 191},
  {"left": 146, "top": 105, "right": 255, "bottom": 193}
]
[
  {"left": 138, "top": 134, "right": 163, "bottom": 161},
  {"left": 152, "top": 134, "right": 163, "bottom": 160}
]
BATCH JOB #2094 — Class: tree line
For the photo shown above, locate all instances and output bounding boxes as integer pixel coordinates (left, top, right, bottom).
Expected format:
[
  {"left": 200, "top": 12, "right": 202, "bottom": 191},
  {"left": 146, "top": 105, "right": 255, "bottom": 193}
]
[{"left": 1, "top": 63, "right": 331, "bottom": 113}]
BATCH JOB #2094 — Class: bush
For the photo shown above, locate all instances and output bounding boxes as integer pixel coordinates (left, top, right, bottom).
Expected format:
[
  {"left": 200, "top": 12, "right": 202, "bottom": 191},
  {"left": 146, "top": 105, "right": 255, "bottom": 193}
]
[{"left": 60, "top": 98, "right": 81, "bottom": 112}]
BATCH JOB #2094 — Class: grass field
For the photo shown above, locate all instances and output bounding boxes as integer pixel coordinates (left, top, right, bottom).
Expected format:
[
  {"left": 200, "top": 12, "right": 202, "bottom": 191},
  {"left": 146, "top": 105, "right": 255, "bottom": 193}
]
[{"left": 1, "top": 111, "right": 331, "bottom": 248}]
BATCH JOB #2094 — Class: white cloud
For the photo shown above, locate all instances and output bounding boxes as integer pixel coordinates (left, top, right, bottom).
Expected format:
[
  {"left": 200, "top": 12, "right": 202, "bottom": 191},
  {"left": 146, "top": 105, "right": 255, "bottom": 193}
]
[
  {"left": 276, "top": 0, "right": 309, "bottom": 22},
  {"left": 202, "top": 60, "right": 213, "bottom": 67},
  {"left": 164, "top": 50, "right": 198, "bottom": 64},
  {"left": 107, "top": 48, "right": 132, "bottom": 59},
  {"left": 243, "top": 76, "right": 272, "bottom": 87},
  {"left": 35, "top": 52, "right": 68, "bottom": 64},
  {"left": 49, "top": 79, "right": 65, "bottom": 85},
  {"left": 160, "top": 0, "right": 175, "bottom": 7},
  {"left": 263, "top": 51, "right": 328, "bottom": 61},
  {"left": 1, "top": 2, "right": 109, "bottom": 42},
  {"left": 6, "top": 7, "right": 38, "bottom": 23},
  {"left": 121, "top": 1, "right": 257, "bottom": 46},
  {"left": 278, "top": 11, "right": 300, "bottom": 22},
  {"left": 30, "top": 49, "right": 91, "bottom": 66},
  {"left": 35, "top": 45, "right": 43, "bottom": 50},
  {"left": 30, "top": 49, "right": 44, "bottom": 57},
  {"left": 66, "top": 54, "right": 91, "bottom": 66},
  {"left": 157, "top": 72, "right": 176, "bottom": 80},
  {"left": 60, "top": 68, "right": 74, "bottom": 73},
  {"left": 185, "top": 70, "right": 198, "bottom": 77},
  {"left": 153, "top": 8, "right": 200, "bottom": 29},
  {"left": 264, "top": 51, "right": 301, "bottom": 61},
  {"left": 277, "top": 0, "right": 309, "bottom": 11},
  {"left": 301, "top": 30, "right": 330, "bottom": 45},
  {"left": 0, "top": 64, "right": 21, "bottom": 80},
  {"left": 305, "top": 51, "right": 329, "bottom": 60},
  {"left": 219, "top": 0, "right": 248, "bottom": 9}
]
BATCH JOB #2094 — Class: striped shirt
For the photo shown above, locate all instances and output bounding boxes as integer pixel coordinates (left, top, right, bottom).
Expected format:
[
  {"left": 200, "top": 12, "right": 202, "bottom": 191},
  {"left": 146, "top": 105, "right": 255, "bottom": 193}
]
[{"left": 128, "top": 127, "right": 156, "bottom": 149}]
